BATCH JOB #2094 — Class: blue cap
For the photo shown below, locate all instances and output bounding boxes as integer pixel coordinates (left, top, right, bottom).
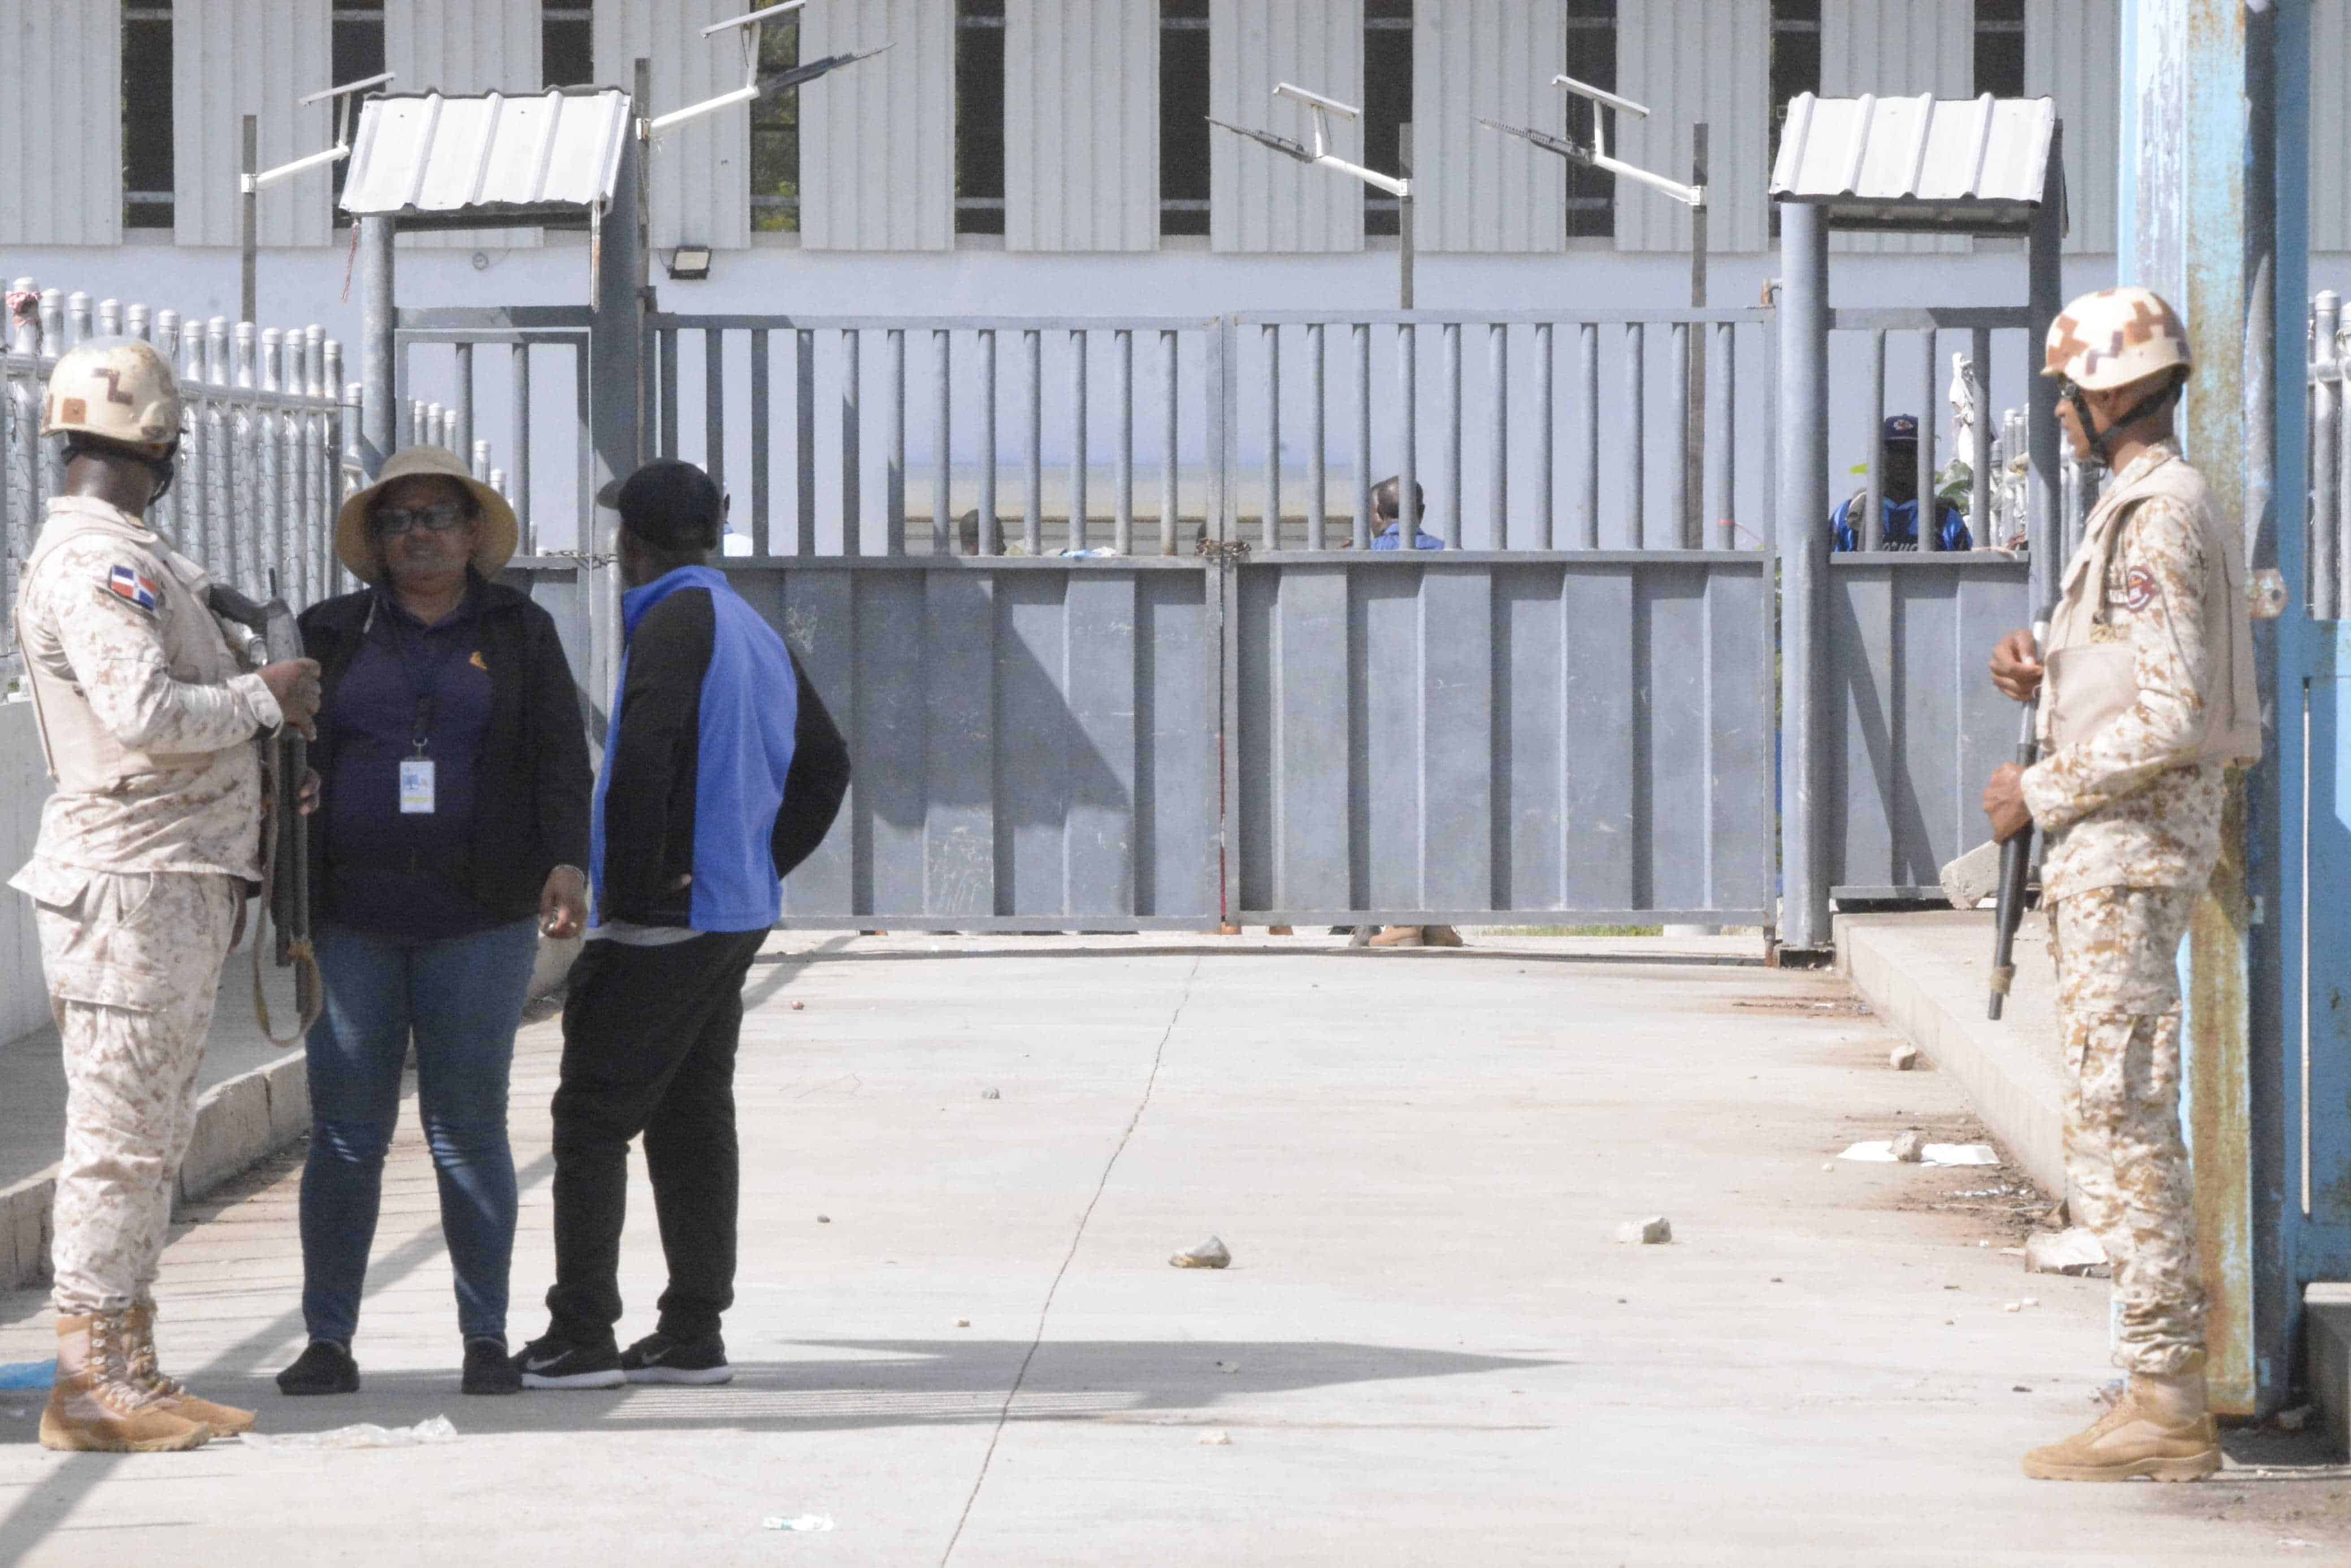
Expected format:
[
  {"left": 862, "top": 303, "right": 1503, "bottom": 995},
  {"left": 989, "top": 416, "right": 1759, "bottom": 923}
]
[{"left": 1882, "top": 414, "right": 1920, "bottom": 443}]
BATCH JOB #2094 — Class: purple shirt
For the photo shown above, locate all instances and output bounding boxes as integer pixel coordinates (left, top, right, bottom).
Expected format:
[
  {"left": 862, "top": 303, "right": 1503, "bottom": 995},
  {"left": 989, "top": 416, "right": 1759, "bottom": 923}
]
[{"left": 321, "top": 584, "right": 500, "bottom": 939}]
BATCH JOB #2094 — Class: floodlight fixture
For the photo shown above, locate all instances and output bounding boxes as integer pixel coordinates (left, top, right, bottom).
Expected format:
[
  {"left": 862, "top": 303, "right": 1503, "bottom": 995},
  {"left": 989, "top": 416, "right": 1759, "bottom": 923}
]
[
  {"left": 667, "top": 245, "right": 714, "bottom": 280},
  {"left": 1479, "top": 73, "right": 1702, "bottom": 210},
  {"left": 243, "top": 71, "right": 396, "bottom": 194},
  {"left": 651, "top": 0, "right": 882, "bottom": 134}
]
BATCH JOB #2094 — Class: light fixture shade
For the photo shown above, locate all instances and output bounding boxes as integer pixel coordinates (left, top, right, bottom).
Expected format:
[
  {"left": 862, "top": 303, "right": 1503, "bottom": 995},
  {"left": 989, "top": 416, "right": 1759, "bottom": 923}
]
[{"left": 668, "top": 245, "right": 713, "bottom": 280}]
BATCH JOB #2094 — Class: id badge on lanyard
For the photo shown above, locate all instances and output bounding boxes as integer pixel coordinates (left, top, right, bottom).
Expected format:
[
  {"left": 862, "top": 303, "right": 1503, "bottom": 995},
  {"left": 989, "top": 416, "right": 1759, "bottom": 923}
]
[{"left": 400, "top": 692, "right": 437, "bottom": 814}]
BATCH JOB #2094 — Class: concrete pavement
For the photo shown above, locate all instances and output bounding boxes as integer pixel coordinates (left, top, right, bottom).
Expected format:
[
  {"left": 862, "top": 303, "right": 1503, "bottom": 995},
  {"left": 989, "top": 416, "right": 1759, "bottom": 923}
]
[{"left": 0, "top": 932, "right": 2342, "bottom": 1565}]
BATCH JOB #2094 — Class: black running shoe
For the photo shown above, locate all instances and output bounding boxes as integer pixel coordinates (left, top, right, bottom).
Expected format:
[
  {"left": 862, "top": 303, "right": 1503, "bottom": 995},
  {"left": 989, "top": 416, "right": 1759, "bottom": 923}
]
[
  {"left": 512, "top": 1334, "right": 624, "bottom": 1390},
  {"left": 462, "top": 1337, "right": 522, "bottom": 1396},
  {"left": 276, "top": 1339, "right": 359, "bottom": 1396},
  {"left": 621, "top": 1330, "right": 732, "bottom": 1386}
]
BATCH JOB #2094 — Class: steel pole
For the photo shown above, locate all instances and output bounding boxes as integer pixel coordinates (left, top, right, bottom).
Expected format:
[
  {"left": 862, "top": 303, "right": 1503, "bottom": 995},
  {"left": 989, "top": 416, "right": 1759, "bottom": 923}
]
[
  {"left": 1688, "top": 122, "right": 1708, "bottom": 549},
  {"left": 240, "top": 115, "right": 258, "bottom": 327},
  {"left": 357, "top": 214, "right": 396, "bottom": 478},
  {"left": 1398, "top": 123, "right": 1414, "bottom": 312},
  {"left": 1777, "top": 201, "right": 1831, "bottom": 956}
]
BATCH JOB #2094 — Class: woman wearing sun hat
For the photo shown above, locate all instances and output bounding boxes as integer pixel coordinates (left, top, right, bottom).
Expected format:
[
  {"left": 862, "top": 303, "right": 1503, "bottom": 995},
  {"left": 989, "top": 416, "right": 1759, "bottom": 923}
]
[{"left": 274, "top": 445, "right": 592, "bottom": 1399}]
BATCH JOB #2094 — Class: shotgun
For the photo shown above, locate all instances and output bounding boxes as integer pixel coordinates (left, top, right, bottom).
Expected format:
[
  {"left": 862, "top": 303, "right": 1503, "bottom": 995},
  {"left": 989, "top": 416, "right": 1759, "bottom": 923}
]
[
  {"left": 209, "top": 572, "right": 322, "bottom": 1043},
  {"left": 1987, "top": 622, "right": 2047, "bottom": 1021}
]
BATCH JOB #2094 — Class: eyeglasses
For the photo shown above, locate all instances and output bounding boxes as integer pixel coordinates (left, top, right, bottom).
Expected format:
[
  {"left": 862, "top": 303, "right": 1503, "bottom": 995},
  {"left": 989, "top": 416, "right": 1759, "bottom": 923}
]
[{"left": 371, "top": 502, "right": 471, "bottom": 537}]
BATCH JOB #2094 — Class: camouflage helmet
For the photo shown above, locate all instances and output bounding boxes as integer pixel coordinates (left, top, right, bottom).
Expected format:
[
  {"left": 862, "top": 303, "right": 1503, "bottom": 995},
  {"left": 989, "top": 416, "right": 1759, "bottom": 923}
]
[
  {"left": 2041, "top": 287, "right": 2192, "bottom": 392},
  {"left": 41, "top": 337, "right": 184, "bottom": 454}
]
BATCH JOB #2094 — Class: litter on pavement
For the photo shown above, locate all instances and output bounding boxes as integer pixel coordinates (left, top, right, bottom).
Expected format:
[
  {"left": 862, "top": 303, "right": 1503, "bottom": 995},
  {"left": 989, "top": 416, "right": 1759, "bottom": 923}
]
[
  {"left": 0, "top": 1359, "right": 55, "bottom": 1391},
  {"left": 2024, "top": 1227, "right": 2111, "bottom": 1277},
  {"left": 1170, "top": 1235, "right": 1232, "bottom": 1269},
  {"left": 1614, "top": 1217, "right": 1672, "bottom": 1245},
  {"left": 1838, "top": 1141, "right": 1999, "bottom": 1166},
  {"left": 240, "top": 1415, "right": 458, "bottom": 1451},
  {"left": 762, "top": 1515, "right": 836, "bottom": 1532}
]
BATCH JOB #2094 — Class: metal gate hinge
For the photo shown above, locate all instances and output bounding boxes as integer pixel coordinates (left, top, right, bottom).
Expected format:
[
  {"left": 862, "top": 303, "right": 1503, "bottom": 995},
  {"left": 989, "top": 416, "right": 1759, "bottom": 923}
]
[{"left": 1195, "top": 538, "right": 1251, "bottom": 566}]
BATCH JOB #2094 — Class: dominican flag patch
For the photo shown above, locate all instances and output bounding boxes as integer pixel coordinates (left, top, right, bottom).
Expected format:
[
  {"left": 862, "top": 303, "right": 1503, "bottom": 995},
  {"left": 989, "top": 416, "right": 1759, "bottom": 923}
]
[{"left": 106, "top": 564, "right": 161, "bottom": 615}]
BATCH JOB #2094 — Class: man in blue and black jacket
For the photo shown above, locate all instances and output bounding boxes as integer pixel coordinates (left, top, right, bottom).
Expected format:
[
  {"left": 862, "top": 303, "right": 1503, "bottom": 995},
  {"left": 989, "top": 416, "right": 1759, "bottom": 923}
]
[{"left": 515, "top": 459, "right": 849, "bottom": 1391}]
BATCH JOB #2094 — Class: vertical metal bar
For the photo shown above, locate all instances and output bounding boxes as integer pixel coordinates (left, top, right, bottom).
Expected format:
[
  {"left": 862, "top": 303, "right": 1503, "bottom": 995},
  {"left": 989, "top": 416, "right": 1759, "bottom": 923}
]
[
  {"left": 1668, "top": 320, "right": 1691, "bottom": 548},
  {"left": 980, "top": 329, "right": 1000, "bottom": 555},
  {"left": 885, "top": 327, "right": 905, "bottom": 556},
  {"left": 1779, "top": 201, "right": 1832, "bottom": 953},
  {"left": 1399, "top": 322, "right": 1419, "bottom": 544},
  {"left": 511, "top": 341, "right": 534, "bottom": 555},
  {"left": 704, "top": 327, "right": 726, "bottom": 515},
  {"left": 344, "top": 377, "right": 366, "bottom": 592},
  {"left": 1708, "top": 322, "right": 1737, "bottom": 549},
  {"left": 2339, "top": 348, "right": 2351, "bottom": 619},
  {"left": 1970, "top": 324, "right": 1993, "bottom": 542},
  {"left": 1623, "top": 322, "right": 1644, "bottom": 549},
  {"left": 750, "top": 331, "right": 772, "bottom": 556},
  {"left": 1863, "top": 327, "right": 1888, "bottom": 551},
  {"left": 795, "top": 329, "right": 816, "bottom": 555},
  {"left": 206, "top": 316, "right": 231, "bottom": 574},
  {"left": 1262, "top": 323, "right": 1281, "bottom": 550},
  {"left": 1206, "top": 316, "right": 1230, "bottom": 548},
  {"left": 2315, "top": 293, "right": 2341, "bottom": 616},
  {"left": 454, "top": 340, "right": 475, "bottom": 458},
  {"left": 2025, "top": 128, "right": 2064, "bottom": 617},
  {"left": 358, "top": 216, "right": 395, "bottom": 477},
  {"left": 1536, "top": 321, "right": 1554, "bottom": 550},
  {"left": 1918, "top": 328, "right": 1940, "bottom": 550},
  {"left": 233, "top": 322, "right": 257, "bottom": 588},
  {"left": 1159, "top": 328, "right": 1178, "bottom": 557},
  {"left": 1306, "top": 322, "right": 1326, "bottom": 551},
  {"left": 318, "top": 335, "right": 338, "bottom": 597},
  {"left": 657, "top": 327, "right": 679, "bottom": 458},
  {"left": 151, "top": 309, "right": 181, "bottom": 542},
  {"left": 1023, "top": 329, "right": 1043, "bottom": 557},
  {"left": 1352, "top": 322, "right": 1372, "bottom": 550},
  {"left": 934, "top": 328, "right": 952, "bottom": 554},
  {"left": 1114, "top": 328, "right": 1133, "bottom": 556},
  {"left": 1577, "top": 322, "right": 1599, "bottom": 549},
  {"left": 66, "top": 291, "right": 91, "bottom": 349},
  {"left": 473, "top": 437, "right": 491, "bottom": 483},
  {"left": 841, "top": 328, "right": 862, "bottom": 553},
  {"left": 239, "top": 115, "right": 258, "bottom": 325},
  {"left": 259, "top": 328, "right": 282, "bottom": 592},
  {"left": 101, "top": 298, "right": 124, "bottom": 338},
  {"left": 1069, "top": 329, "right": 1088, "bottom": 553},
  {"left": 1487, "top": 323, "right": 1508, "bottom": 549},
  {"left": 1443, "top": 320, "right": 1462, "bottom": 549}
]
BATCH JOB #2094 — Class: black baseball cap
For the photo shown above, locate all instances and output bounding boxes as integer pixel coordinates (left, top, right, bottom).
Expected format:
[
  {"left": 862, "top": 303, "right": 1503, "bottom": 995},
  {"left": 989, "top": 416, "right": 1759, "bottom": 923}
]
[{"left": 597, "top": 458, "right": 725, "bottom": 550}]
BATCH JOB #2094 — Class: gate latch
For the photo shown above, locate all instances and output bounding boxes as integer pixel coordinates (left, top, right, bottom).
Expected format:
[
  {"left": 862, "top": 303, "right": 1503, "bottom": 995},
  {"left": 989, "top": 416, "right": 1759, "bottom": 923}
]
[{"left": 1195, "top": 537, "right": 1252, "bottom": 567}]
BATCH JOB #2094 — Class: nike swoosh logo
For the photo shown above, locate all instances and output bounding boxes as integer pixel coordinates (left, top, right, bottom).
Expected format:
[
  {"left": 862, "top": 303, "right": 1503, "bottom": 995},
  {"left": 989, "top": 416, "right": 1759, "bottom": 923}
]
[
  {"left": 524, "top": 1354, "right": 566, "bottom": 1372},
  {"left": 639, "top": 1348, "right": 669, "bottom": 1364}
]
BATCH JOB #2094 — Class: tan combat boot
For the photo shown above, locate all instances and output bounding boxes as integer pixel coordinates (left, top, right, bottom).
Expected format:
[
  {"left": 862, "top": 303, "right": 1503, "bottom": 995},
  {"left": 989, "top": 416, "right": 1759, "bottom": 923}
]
[
  {"left": 40, "top": 1312, "right": 212, "bottom": 1453},
  {"left": 126, "top": 1304, "right": 254, "bottom": 1438},
  {"left": 1367, "top": 926, "right": 1426, "bottom": 948},
  {"left": 2021, "top": 1368, "right": 2220, "bottom": 1482}
]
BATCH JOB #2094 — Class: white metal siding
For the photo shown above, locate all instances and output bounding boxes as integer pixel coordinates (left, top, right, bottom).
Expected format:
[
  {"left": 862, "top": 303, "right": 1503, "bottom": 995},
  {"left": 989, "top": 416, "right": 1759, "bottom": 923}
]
[
  {"left": 1006, "top": 1, "right": 1156, "bottom": 252},
  {"left": 0, "top": 1, "right": 121, "bottom": 246},
  {"left": 1821, "top": 0, "right": 1972, "bottom": 253},
  {"left": 1210, "top": 0, "right": 1363, "bottom": 254},
  {"left": 597, "top": 0, "right": 752, "bottom": 251},
  {"left": 797, "top": 0, "right": 953, "bottom": 252},
  {"left": 1413, "top": 1, "right": 1564, "bottom": 254},
  {"left": 2315, "top": 0, "right": 2350, "bottom": 252},
  {"left": 2025, "top": 0, "right": 2119, "bottom": 254},
  {"left": 1615, "top": 0, "right": 1769, "bottom": 254},
  {"left": 175, "top": 0, "right": 334, "bottom": 248},
  {"left": 388, "top": 0, "right": 543, "bottom": 248}
]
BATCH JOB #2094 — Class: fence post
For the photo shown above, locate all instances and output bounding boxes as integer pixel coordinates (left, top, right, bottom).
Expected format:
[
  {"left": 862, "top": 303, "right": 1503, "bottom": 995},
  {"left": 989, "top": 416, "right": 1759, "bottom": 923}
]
[{"left": 1777, "top": 201, "right": 1832, "bottom": 957}]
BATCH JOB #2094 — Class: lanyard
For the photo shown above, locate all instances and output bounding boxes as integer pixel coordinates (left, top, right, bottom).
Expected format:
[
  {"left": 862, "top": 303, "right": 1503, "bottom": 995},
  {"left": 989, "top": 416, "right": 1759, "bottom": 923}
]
[{"left": 366, "top": 590, "right": 463, "bottom": 758}]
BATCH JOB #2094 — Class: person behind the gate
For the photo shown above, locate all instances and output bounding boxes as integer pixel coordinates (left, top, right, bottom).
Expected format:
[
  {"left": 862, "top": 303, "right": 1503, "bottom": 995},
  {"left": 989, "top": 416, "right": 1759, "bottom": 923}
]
[{"left": 512, "top": 458, "right": 851, "bottom": 1390}]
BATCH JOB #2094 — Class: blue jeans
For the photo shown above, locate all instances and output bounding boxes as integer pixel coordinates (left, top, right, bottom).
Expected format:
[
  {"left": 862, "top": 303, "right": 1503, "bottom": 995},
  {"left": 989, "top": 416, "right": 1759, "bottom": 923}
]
[{"left": 300, "top": 917, "right": 540, "bottom": 1345}]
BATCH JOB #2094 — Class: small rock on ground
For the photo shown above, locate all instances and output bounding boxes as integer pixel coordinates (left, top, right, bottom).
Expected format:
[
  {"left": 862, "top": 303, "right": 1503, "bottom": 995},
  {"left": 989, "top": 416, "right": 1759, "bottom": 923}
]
[
  {"left": 1170, "top": 1236, "right": 1232, "bottom": 1269},
  {"left": 1614, "top": 1217, "right": 1672, "bottom": 1245},
  {"left": 1890, "top": 1130, "right": 1928, "bottom": 1163},
  {"left": 1889, "top": 1044, "right": 1919, "bottom": 1071}
]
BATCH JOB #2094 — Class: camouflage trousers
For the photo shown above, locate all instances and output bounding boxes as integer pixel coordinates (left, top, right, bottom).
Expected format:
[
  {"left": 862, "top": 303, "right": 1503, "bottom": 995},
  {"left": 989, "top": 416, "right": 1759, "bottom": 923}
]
[
  {"left": 31, "top": 870, "right": 241, "bottom": 1317},
  {"left": 2049, "top": 884, "right": 2205, "bottom": 1376}
]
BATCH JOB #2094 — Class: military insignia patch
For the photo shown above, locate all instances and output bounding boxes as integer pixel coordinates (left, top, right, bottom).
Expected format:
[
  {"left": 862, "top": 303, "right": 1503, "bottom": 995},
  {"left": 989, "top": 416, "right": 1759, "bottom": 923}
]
[
  {"left": 2124, "top": 567, "right": 2157, "bottom": 613},
  {"left": 104, "top": 563, "right": 161, "bottom": 616}
]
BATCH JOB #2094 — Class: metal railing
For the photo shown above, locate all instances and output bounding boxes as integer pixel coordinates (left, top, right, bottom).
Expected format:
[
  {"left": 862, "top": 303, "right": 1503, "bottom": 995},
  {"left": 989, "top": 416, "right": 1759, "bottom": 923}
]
[
  {"left": 394, "top": 312, "right": 585, "bottom": 559},
  {"left": 4, "top": 279, "right": 352, "bottom": 688},
  {"left": 2310, "top": 290, "right": 2351, "bottom": 619}
]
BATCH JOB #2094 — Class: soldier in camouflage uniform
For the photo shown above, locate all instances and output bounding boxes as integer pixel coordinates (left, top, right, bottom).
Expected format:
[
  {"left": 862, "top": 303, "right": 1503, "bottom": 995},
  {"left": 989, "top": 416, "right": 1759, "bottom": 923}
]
[
  {"left": 1981, "top": 287, "right": 2260, "bottom": 1483},
  {"left": 8, "top": 338, "right": 321, "bottom": 1451}
]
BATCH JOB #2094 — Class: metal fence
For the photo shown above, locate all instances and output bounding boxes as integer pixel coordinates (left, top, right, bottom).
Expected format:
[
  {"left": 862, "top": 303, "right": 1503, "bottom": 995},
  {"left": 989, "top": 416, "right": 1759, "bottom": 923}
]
[
  {"left": 2, "top": 279, "right": 352, "bottom": 688},
  {"left": 2310, "top": 291, "right": 2351, "bottom": 619}
]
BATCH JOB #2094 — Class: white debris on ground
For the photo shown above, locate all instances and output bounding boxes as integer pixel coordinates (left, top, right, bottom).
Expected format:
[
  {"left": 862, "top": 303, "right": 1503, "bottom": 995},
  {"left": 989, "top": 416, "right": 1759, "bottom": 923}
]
[
  {"left": 1889, "top": 1130, "right": 1928, "bottom": 1163},
  {"left": 1889, "top": 1044, "right": 1920, "bottom": 1071},
  {"left": 1614, "top": 1217, "right": 1672, "bottom": 1245},
  {"left": 1838, "top": 1140, "right": 1999, "bottom": 1166},
  {"left": 762, "top": 1515, "right": 836, "bottom": 1532},
  {"left": 241, "top": 1416, "right": 458, "bottom": 1452},
  {"left": 1170, "top": 1236, "right": 1232, "bottom": 1269},
  {"left": 981, "top": 1087, "right": 1001, "bottom": 1100},
  {"left": 1198, "top": 1430, "right": 1233, "bottom": 1446},
  {"left": 2025, "top": 1227, "right": 2111, "bottom": 1278}
]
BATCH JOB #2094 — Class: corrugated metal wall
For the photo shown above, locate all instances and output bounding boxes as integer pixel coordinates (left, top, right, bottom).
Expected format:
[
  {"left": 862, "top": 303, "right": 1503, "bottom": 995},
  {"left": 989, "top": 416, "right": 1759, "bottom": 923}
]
[
  {"left": 1412, "top": 0, "right": 1564, "bottom": 254},
  {"left": 797, "top": 0, "right": 953, "bottom": 252},
  {"left": 2315, "top": 0, "right": 2350, "bottom": 253},
  {"left": 388, "top": 0, "right": 542, "bottom": 249},
  {"left": 0, "top": 1, "right": 120, "bottom": 246},
  {"left": 1821, "top": 0, "right": 1972, "bottom": 254},
  {"left": 597, "top": 0, "right": 752, "bottom": 251},
  {"left": 1007, "top": 1, "right": 1157, "bottom": 252},
  {"left": 1614, "top": 0, "right": 1769, "bottom": 255},
  {"left": 1210, "top": 0, "right": 1363, "bottom": 254},
  {"left": 2025, "top": 0, "right": 2119, "bottom": 254},
  {"left": 175, "top": 0, "right": 334, "bottom": 247}
]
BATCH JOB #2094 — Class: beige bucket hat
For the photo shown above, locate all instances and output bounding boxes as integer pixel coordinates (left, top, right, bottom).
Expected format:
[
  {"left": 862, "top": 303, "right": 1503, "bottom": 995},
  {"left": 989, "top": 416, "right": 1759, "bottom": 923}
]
[{"left": 336, "top": 445, "right": 520, "bottom": 584}]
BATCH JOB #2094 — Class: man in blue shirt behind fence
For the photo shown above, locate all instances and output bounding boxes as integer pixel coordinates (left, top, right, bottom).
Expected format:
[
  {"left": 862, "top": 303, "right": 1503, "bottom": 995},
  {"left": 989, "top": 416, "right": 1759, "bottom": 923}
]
[
  {"left": 1831, "top": 414, "right": 1972, "bottom": 553},
  {"left": 514, "top": 459, "right": 849, "bottom": 1391}
]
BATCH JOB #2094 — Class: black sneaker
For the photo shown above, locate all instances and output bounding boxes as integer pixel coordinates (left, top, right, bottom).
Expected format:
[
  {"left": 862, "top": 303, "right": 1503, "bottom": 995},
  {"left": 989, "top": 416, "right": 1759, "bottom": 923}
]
[
  {"left": 276, "top": 1339, "right": 359, "bottom": 1396},
  {"left": 462, "top": 1337, "right": 522, "bottom": 1396},
  {"left": 512, "top": 1334, "right": 624, "bottom": 1390},
  {"left": 621, "top": 1330, "right": 732, "bottom": 1386}
]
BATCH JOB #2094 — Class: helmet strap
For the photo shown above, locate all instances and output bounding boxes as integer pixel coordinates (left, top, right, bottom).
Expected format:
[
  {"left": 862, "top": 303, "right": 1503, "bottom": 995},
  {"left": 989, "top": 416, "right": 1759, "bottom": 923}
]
[
  {"left": 60, "top": 435, "right": 179, "bottom": 509},
  {"left": 2067, "top": 372, "right": 2184, "bottom": 468}
]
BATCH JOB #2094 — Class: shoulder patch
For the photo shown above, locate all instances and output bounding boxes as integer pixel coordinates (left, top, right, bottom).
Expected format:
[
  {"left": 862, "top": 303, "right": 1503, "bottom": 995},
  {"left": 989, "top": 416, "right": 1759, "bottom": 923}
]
[
  {"left": 2124, "top": 566, "right": 2158, "bottom": 613},
  {"left": 102, "top": 563, "right": 162, "bottom": 617}
]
